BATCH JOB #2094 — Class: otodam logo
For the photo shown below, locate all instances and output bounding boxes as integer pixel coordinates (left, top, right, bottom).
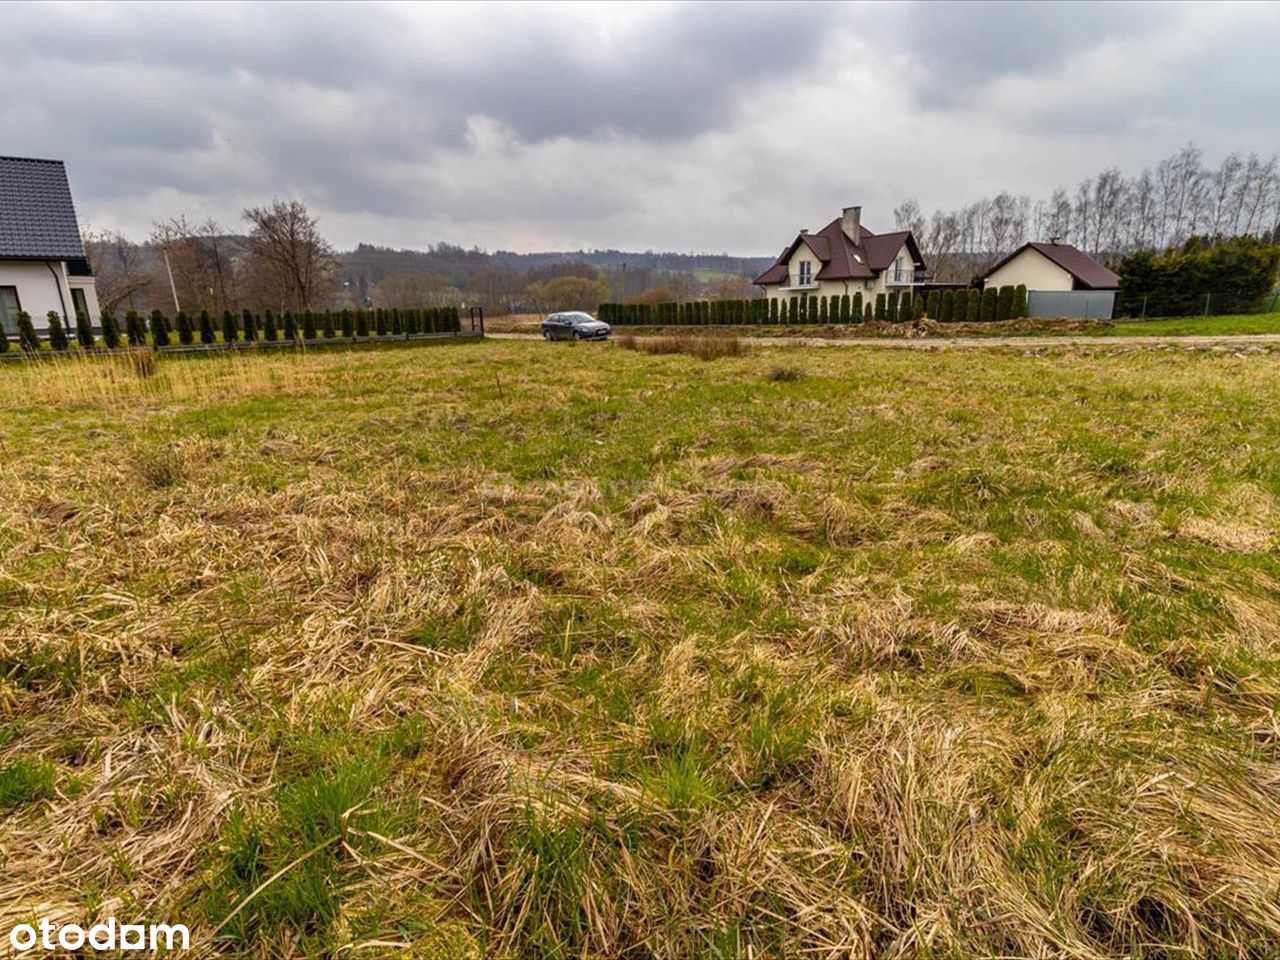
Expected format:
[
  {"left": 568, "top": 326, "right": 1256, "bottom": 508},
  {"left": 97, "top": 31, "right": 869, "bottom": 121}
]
[{"left": 7, "top": 918, "right": 190, "bottom": 952}]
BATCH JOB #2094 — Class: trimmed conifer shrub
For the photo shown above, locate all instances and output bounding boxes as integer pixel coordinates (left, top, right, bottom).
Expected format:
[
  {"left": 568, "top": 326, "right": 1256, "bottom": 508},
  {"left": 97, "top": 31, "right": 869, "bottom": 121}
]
[
  {"left": 390, "top": 309, "right": 402, "bottom": 335},
  {"left": 852, "top": 292, "right": 862, "bottom": 320},
  {"left": 375, "top": 310, "right": 387, "bottom": 336},
  {"left": 341, "top": 310, "right": 354, "bottom": 337},
  {"left": 768, "top": 298, "right": 779, "bottom": 324},
  {"left": 356, "top": 311, "right": 369, "bottom": 337},
  {"left": 1013, "top": 284, "right": 1029, "bottom": 319},
  {"left": 17, "top": 312, "right": 40, "bottom": 352},
  {"left": 148, "top": 310, "right": 169, "bottom": 347},
  {"left": 927, "top": 291, "right": 941, "bottom": 319},
  {"left": 837, "top": 293, "right": 848, "bottom": 322},
  {"left": 818, "top": 297, "right": 828, "bottom": 323},
  {"left": 874, "top": 293, "right": 886, "bottom": 321},
  {"left": 980, "top": 287, "right": 998, "bottom": 322},
  {"left": 321, "top": 311, "right": 336, "bottom": 338},
  {"left": 101, "top": 311, "right": 121, "bottom": 349},
  {"left": 887, "top": 291, "right": 899, "bottom": 323},
  {"left": 239, "top": 309, "right": 255, "bottom": 341},
  {"left": 0, "top": 323, "right": 8, "bottom": 353},
  {"left": 303, "top": 311, "right": 317, "bottom": 339},
  {"left": 913, "top": 295, "right": 926, "bottom": 321},
  {"left": 996, "top": 285, "right": 1014, "bottom": 321},
  {"left": 199, "top": 310, "right": 216, "bottom": 344},
  {"left": 222, "top": 310, "right": 239, "bottom": 343},
  {"left": 75, "top": 311, "right": 95, "bottom": 349},
  {"left": 45, "top": 312, "right": 68, "bottom": 351},
  {"left": 176, "top": 311, "right": 194, "bottom": 345},
  {"left": 264, "top": 310, "right": 279, "bottom": 341},
  {"left": 283, "top": 312, "right": 297, "bottom": 341},
  {"left": 125, "top": 311, "right": 146, "bottom": 347},
  {"left": 966, "top": 289, "right": 980, "bottom": 322}
]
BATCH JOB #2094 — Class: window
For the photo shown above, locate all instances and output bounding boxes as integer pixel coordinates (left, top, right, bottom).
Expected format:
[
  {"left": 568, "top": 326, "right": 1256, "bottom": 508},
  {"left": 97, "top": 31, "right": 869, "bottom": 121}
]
[
  {"left": 798, "top": 261, "right": 812, "bottom": 286},
  {"left": 71, "top": 288, "right": 90, "bottom": 322},
  {"left": 0, "top": 286, "right": 20, "bottom": 335}
]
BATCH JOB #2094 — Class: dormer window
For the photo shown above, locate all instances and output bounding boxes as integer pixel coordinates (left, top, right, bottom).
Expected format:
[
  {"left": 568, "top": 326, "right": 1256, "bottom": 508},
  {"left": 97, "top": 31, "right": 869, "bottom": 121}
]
[{"left": 798, "top": 261, "right": 812, "bottom": 286}]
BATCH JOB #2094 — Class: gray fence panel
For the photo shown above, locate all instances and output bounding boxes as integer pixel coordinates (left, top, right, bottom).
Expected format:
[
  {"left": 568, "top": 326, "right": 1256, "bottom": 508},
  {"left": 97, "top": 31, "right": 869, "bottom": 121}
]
[{"left": 1027, "top": 290, "right": 1115, "bottom": 320}]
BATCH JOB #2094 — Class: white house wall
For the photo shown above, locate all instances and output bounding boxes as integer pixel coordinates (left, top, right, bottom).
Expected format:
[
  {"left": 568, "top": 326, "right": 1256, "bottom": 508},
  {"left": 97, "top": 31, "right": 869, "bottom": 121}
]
[
  {"left": 0, "top": 259, "right": 86, "bottom": 331},
  {"left": 985, "top": 248, "right": 1074, "bottom": 291}
]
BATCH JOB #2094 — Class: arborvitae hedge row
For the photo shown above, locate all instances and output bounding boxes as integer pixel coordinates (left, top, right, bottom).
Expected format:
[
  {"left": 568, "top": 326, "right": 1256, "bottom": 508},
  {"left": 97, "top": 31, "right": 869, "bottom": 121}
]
[
  {"left": 222, "top": 310, "right": 239, "bottom": 343},
  {"left": 17, "top": 312, "right": 40, "bottom": 352},
  {"left": 264, "top": 311, "right": 279, "bottom": 341},
  {"left": 199, "top": 310, "right": 216, "bottom": 344},
  {"left": 149, "top": 310, "right": 169, "bottom": 347},
  {"left": 176, "top": 311, "right": 194, "bottom": 345},
  {"left": 75, "top": 311, "right": 95, "bottom": 349},
  {"left": 47, "top": 312, "right": 70, "bottom": 351},
  {"left": 125, "top": 311, "right": 145, "bottom": 347},
  {"left": 101, "top": 311, "right": 121, "bottom": 349}
]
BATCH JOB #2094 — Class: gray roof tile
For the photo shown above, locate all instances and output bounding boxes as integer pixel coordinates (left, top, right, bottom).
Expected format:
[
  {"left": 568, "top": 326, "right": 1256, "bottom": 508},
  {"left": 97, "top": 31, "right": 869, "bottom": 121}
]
[{"left": 0, "top": 156, "right": 87, "bottom": 260}]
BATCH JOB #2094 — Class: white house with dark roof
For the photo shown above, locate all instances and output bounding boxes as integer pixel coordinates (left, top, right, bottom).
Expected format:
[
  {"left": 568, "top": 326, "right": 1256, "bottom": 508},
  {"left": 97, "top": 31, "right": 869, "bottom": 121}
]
[
  {"left": 754, "top": 206, "right": 927, "bottom": 301},
  {"left": 0, "top": 156, "right": 100, "bottom": 335}
]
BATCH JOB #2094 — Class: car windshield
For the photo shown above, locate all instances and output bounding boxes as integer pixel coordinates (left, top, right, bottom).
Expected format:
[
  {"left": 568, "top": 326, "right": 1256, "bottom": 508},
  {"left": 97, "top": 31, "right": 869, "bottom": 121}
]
[{"left": 567, "top": 314, "right": 595, "bottom": 324}]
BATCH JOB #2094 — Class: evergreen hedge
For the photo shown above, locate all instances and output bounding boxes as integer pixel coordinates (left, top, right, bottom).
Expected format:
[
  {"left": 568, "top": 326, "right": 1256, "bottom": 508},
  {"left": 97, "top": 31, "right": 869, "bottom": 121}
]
[
  {"left": 125, "top": 311, "right": 146, "bottom": 347},
  {"left": 1013, "top": 285, "right": 1029, "bottom": 319},
  {"left": 938, "top": 291, "right": 953, "bottom": 322},
  {"left": 996, "top": 285, "right": 1015, "bottom": 321},
  {"left": 284, "top": 312, "right": 297, "bottom": 341},
  {"left": 222, "top": 310, "right": 239, "bottom": 343},
  {"left": 0, "top": 324, "right": 8, "bottom": 353},
  {"left": 47, "top": 312, "right": 69, "bottom": 351},
  {"left": 966, "top": 289, "right": 980, "bottom": 322},
  {"left": 1115, "top": 236, "right": 1280, "bottom": 317},
  {"left": 101, "top": 311, "right": 121, "bottom": 349},
  {"left": 264, "top": 311, "right": 279, "bottom": 341},
  {"left": 75, "top": 311, "right": 95, "bottom": 349},
  {"left": 242, "top": 309, "right": 258, "bottom": 342},
  {"left": 149, "top": 309, "right": 169, "bottom": 347},
  {"left": 980, "top": 288, "right": 998, "bottom": 322},
  {"left": 927, "top": 291, "right": 941, "bottom": 320},
  {"left": 176, "top": 311, "right": 194, "bottom": 345},
  {"left": 199, "top": 310, "right": 216, "bottom": 344},
  {"left": 17, "top": 312, "right": 40, "bottom": 352}
]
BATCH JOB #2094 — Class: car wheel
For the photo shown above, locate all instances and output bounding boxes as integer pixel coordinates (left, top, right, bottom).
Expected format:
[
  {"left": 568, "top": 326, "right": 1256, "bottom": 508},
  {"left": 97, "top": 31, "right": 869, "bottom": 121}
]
[
  {"left": 573, "top": 331, "right": 583, "bottom": 340},
  {"left": 543, "top": 330, "right": 553, "bottom": 340}
]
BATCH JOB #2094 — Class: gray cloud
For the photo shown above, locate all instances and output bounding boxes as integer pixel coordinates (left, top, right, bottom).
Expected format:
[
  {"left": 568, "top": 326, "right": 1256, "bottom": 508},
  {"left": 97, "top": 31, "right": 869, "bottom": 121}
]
[{"left": 0, "top": 1, "right": 1275, "bottom": 253}]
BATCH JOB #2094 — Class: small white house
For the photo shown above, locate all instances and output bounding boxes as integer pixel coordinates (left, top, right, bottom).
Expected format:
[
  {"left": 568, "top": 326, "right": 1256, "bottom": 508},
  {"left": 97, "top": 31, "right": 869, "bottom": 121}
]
[
  {"left": 0, "top": 156, "right": 100, "bottom": 335},
  {"left": 982, "top": 240, "right": 1120, "bottom": 319},
  {"left": 754, "top": 206, "right": 927, "bottom": 302}
]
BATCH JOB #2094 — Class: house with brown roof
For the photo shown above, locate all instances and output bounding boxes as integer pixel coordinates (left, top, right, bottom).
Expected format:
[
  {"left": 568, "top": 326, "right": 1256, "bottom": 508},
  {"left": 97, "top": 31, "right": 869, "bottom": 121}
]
[
  {"left": 981, "top": 240, "right": 1120, "bottom": 319},
  {"left": 982, "top": 240, "right": 1120, "bottom": 293},
  {"left": 753, "top": 206, "right": 926, "bottom": 302}
]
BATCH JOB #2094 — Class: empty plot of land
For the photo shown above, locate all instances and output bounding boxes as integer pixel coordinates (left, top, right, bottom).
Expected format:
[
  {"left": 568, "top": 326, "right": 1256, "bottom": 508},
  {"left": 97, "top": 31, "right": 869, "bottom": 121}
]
[{"left": 1, "top": 341, "right": 1279, "bottom": 957}]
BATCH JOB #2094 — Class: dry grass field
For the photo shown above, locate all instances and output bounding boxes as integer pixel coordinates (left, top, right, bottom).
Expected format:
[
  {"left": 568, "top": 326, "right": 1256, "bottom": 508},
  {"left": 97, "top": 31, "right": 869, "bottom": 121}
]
[{"left": 2, "top": 340, "right": 1279, "bottom": 958}]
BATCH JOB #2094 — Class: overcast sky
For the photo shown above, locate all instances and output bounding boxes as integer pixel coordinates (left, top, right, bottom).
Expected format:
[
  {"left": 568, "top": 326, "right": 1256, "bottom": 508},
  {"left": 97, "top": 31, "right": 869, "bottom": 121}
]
[{"left": 3, "top": 1, "right": 1277, "bottom": 255}]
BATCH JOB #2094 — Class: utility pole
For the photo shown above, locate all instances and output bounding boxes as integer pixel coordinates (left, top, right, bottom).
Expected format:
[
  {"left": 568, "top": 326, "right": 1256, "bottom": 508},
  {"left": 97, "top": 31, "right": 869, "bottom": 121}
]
[{"left": 163, "top": 250, "right": 181, "bottom": 313}]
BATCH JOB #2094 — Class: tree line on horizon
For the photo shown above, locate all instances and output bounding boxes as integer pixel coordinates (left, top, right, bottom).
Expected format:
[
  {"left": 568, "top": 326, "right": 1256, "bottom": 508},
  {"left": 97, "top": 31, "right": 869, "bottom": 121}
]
[{"left": 895, "top": 143, "right": 1280, "bottom": 283}]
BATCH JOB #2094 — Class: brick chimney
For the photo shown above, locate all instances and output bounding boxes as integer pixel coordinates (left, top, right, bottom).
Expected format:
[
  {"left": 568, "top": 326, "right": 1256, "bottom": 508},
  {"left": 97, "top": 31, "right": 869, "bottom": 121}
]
[{"left": 841, "top": 205, "right": 862, "bottom": 245}]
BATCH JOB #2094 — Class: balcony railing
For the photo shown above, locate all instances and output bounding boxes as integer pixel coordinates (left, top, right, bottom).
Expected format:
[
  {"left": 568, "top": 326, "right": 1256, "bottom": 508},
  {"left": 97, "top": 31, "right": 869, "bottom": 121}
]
[{"left": 781, "top": 274, "right": 815, "bottom": 289}]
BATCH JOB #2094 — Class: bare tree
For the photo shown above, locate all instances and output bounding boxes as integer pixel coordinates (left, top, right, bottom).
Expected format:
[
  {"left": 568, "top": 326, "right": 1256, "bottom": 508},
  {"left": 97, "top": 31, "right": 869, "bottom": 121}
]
[
  {"left": 82, "top": 229, "right": 156, "bottom": 313},
  {"left": 241, "top": 199, "right": 338, "bottom": 311}
]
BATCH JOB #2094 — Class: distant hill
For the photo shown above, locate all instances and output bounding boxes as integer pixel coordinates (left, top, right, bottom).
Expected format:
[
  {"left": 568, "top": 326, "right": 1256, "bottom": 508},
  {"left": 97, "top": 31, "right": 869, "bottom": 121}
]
[{"left": 340, "top": 243, "right": 775, "bottom": 289}]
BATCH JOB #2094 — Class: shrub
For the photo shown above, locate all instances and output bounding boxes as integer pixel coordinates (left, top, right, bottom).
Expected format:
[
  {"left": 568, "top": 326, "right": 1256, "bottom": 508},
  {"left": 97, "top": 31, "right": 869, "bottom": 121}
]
[
  {"left": 766, "top": 364, "right": 804, "bottom": 382},
  {"left": 239, "top": 309, "right": 255, "bottom": 342},
  {"left": 0, "top": 324, "right": 8, "bottom": 353},
  {"left": 937, "top": 290, "right": 952, "bottom": 322},
  {"left": 818, "top": 296, "right": 828, "bottom": 323},
  {"left": 913, "top": 295, "right": 926, "bottom": 321},
  {"left": 375, "top": 309, "right": 388, "bottom": 336},
  {"left": 148, "top": 310, "right": 169, "bottom": 347},
  {"left": 980, "top": 287, "right": 998, "bottom": 322},
  {"left": 1013, "top": 284, "right": 1029, "bottom": 319},
  {"left": 176, "top": 311, "right": 194, "bottom": 345},
  {"left": 852, "top": 292, "right": 863, "bottom": 320},
  {"left": 1116, "top": 236, "right": 1280, "bottom": 317},
  {"left": 75, "top": 311, "right": 95, "bottom": 349},
  {"left": 199, "top": 310, "right": 216, "bottom": 344},
  {"left": 788, "top": 297, "right": 799, "bottom": 324},
  {"left": 356, "top": 311, "right": 369, "bottom": 337},
  {"left": 966, "top": 289, "right": 980, "bottom": 322},
  {"left": 283, "top": 312, "right": 298, "bottom": 341},
  {"left": 125, "top": 310, "right": 146, "bottom": 347},
  {"left": 341, "top": 310, "right": 355, "bottom": 338},
  {"left": 638, "top": 335, "right": 742, "bottom": 360},
  {"left": 322, "top": 311, "right": 336, "bottom": 338},
  {"left": 47, "top": 311, "right": 69, "bottom": 351},
  {"left": 996, "top": 285, "right": 1015, "bottom": 321},
  {"left": 927, "top": 290, "right": 941, "bottom": 319},
  {"left": 390, "top": 309, "right": 402, "bottom": 335},
  {"left": 769, "top": 298, "right": 779, "bottom": 324},
  {"left": 222, "top": 310, "right": 239, "bottom": 343},
  {"left": 264, "top": 310, "right": 279, "bottom": 341},
  {"left": 887, "top": 291, "right": 899, "bottom": 323},
  {"left": 303, "top": 311, "right": 318, "bottom": 339},
  {"left": 864, "top": 301, "right": 873, "bottom": 321},
  {"left": 100, "top": 311, "right": 121, "bottom": 349},
  {"left": 874, "top": 293, "right": 887, "bottom": 321},
  {"left": 16, "top": 312, "right": 40, "bottom": 352}
]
